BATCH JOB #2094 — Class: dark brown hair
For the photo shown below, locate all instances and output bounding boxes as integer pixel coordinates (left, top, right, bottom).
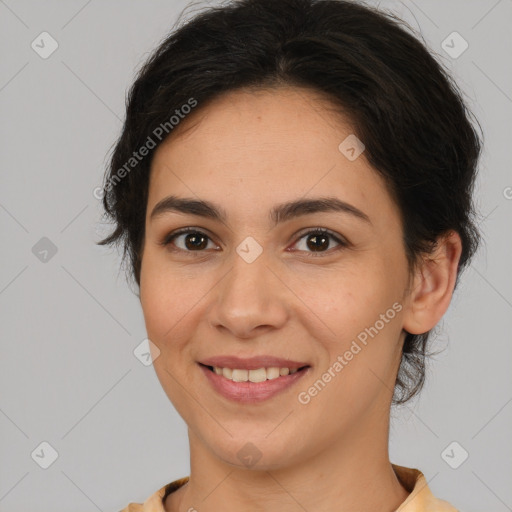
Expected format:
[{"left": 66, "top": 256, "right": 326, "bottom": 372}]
[{"left": 98, "top": 0, "right": 482, "bottom": 404}]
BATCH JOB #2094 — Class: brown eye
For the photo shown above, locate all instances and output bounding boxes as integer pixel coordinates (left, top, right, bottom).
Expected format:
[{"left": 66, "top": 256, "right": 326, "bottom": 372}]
[
  {"left": 183, "top": 232, "right": 208, "bottom": 250},
  {"left": 305, "top": 232, "right": 330, "bottom": 252},
  {"left": 163, "top": 229, "right": 217, "bottom": 252},
  {"left": 292, "top": 228, "right": 347, "bottom": 256}
]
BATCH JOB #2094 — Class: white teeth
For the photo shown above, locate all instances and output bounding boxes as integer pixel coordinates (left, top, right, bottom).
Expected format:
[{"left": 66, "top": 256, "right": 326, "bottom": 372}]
[
  {"left": 211, "top": 366, "right": 303, "bottom": 382},
  {"left": 266, "top": 367, "right": 281, "bottom": 380},
  {"left": 231, "top": 369, "right": 249, "bottom": 382},
  {"left": 249, "top": 368, "right": 267, "bottom": 383}
]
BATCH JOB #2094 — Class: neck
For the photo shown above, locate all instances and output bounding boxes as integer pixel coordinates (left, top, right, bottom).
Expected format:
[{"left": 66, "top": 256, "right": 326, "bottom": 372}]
[{"left": 165, "top": 409, "right": 409, "bottom": 512}]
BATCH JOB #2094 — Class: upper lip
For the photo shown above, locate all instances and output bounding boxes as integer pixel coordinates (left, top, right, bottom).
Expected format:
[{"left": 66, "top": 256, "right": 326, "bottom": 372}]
[{"left": 199, "top": 355, "right": 310, "bottom": 370}]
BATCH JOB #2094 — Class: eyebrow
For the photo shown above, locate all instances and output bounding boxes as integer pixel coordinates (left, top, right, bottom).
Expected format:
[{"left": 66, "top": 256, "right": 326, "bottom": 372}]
[{"left": 150, "top": 195, "right": 371, "bottom": 226}]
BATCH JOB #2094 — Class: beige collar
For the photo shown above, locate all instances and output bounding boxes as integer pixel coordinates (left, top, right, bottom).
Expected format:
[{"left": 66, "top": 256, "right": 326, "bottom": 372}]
[{"left": 122, "top": 465, "right": 457, "bottom": 511}]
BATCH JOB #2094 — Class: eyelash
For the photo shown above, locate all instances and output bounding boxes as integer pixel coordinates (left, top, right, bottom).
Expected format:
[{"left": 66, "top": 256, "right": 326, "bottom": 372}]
[{"left": 160, "top": 227, "right": 348, "bottom": 258}]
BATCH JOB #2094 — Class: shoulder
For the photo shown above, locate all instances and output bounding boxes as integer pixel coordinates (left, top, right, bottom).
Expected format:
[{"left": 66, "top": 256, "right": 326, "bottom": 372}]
[
  {"left": 118, "top": 504, "right": 143, "bottom": 512},
  {"left": 393, "top": 464, "right": 458, "bottom": 511},
  {"left": 118, "top": 476, "right": 189, "bottom": 512}
]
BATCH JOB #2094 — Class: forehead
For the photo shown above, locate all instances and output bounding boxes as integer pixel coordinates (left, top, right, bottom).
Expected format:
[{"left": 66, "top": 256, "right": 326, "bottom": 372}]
[
  {"left": 154, "top": 86, "right": 352, "bottom": 166},
  {"left": 147, "top": 86, "right": 399, "bottom": 227}
]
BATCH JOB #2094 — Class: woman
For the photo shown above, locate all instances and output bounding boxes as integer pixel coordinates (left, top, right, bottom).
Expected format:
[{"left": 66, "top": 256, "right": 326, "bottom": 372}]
[{"left": 99, "top": 0, "right": 482, "bottom": 510}]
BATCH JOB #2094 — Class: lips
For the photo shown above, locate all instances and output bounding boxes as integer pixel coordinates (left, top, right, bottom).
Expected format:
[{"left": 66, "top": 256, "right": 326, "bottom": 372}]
[{"left": 198, "top": 355, "right": 311, "bottom": 403}]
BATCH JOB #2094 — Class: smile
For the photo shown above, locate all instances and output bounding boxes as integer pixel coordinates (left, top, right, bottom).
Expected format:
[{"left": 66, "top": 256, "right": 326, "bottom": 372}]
[{"left": 199, "top": 363, "right": 310, "bottom": 403}]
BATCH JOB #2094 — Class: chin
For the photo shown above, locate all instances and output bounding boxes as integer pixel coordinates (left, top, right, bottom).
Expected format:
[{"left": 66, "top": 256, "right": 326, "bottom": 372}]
[{"left": 206, "top": 433, "right": 302, "bottom": 471}]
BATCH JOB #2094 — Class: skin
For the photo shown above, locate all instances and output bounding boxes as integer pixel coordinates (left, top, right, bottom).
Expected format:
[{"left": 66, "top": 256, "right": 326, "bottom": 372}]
[{"left": 138, "top": 86, "right": 462, "bottom": 512}]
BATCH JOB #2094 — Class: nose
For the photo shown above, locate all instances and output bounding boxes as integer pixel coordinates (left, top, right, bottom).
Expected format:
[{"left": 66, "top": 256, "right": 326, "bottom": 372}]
[{"left": 209, "top": 251, "right": 289, "bottom": 340}]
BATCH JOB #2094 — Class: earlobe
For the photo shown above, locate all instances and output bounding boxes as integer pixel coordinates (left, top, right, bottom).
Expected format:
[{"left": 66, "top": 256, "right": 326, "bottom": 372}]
[{"left": 402, "top": 231, "right": 462, "bottom": 335}]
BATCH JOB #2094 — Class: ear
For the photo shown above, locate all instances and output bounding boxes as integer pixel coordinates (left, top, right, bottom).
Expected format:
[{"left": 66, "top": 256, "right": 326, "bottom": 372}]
[{"left": 402, "top": 230, "right": 462, "bottom": 335}]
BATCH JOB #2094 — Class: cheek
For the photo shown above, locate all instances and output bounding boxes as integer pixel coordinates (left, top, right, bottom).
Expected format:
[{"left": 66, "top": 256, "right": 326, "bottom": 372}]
[
  {"left": 139, "top": 254, "right": 186, "bottom": 344},
  {"left": 301, "top": 256, "right": 405, "bottom": 384},
  {"left": 295, "top": 259, "right": 402, "bottom": 338},
  {"left": 139, "top": 255, "right": 203, "bottom": 412},
  {"left": 139, "top": 251, "right": 217, "bottom": 353}
]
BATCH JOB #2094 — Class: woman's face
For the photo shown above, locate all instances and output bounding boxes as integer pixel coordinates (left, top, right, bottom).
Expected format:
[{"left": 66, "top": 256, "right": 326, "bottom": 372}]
[{"left": 140, "top": 87, "right": 411, "bottom": 469}]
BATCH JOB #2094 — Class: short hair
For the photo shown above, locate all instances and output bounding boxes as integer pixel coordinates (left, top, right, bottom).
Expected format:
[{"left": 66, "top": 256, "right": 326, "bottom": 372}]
[{"left": 98, "top": 0, "right": 482, "bottom": 404}]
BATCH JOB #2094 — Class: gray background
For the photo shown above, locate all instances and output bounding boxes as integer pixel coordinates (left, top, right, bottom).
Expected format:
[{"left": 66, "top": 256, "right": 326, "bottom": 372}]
[{"left": 0, "top": 1, "right": 511, "bottom": 511}]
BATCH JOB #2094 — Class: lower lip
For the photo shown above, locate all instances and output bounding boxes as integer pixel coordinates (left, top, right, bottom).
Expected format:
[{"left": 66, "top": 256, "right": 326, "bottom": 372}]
[{"left": 199, "top": 364, "right": 310, "bottom": 403}]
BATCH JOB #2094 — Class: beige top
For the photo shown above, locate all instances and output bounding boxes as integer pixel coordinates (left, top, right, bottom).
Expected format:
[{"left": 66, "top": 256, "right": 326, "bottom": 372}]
[{"left": 119, "top": 465, "right": 458, "bottom": 511}]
